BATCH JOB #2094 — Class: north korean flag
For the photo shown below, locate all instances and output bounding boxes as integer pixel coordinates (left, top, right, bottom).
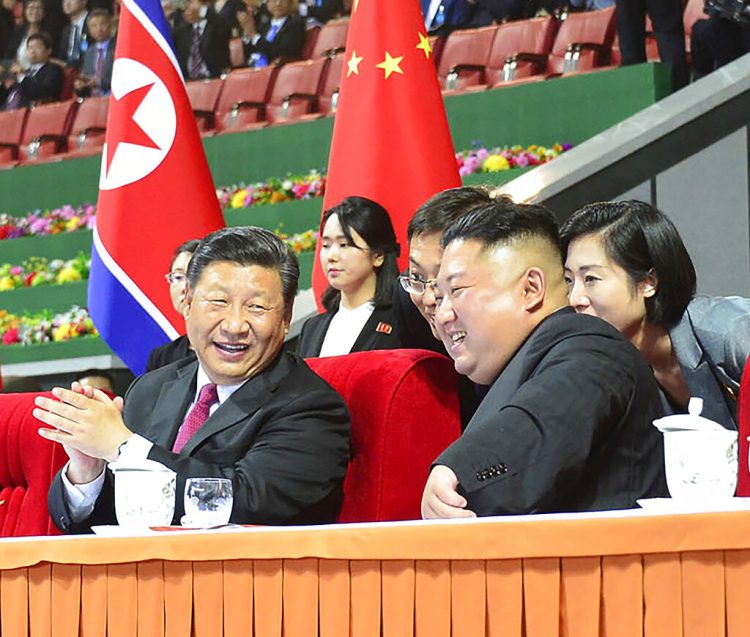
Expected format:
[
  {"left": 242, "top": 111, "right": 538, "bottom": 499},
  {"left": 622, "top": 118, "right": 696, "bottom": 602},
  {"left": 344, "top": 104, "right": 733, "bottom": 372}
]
[{"left": 88, "top": 0, "right": 224, "bottom": 375}]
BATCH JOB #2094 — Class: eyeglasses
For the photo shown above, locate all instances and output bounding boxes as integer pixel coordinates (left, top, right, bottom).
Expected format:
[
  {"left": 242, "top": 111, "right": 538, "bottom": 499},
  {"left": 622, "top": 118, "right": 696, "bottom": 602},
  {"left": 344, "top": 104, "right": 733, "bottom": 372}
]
[
  {"left": 165, "top": 272, "right": 187, "bottom": 284},
  {"left": 398, "top": 275, "right": 438, "bottom": 295}
]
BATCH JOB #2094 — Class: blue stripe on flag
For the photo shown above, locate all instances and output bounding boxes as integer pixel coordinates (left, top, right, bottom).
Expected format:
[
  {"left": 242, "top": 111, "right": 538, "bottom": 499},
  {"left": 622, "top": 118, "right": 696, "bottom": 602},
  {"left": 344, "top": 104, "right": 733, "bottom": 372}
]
[
  {"left": 88, "top": 245, "right": 171, "bottom": 376},
  {"left": 131, "top": 0, "right": 176, "bottom": 57}
]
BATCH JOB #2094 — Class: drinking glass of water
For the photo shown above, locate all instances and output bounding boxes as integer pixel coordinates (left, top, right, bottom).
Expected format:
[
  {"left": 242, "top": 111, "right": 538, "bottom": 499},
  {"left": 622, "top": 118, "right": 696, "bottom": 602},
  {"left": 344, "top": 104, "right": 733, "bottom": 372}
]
[{"left": 183, "top": 478, "right": 233, "bottom": 527}]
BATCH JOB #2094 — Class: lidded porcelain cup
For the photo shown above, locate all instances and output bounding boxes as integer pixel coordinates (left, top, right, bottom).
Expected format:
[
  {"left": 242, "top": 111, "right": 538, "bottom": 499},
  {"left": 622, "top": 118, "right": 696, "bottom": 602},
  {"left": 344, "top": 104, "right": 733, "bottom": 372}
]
[
  {"left": 109, "top": 458, "right": 176, "bottom": 527},
  {"left": 653, "top": 397, "right": 738, "bottom": 500}
]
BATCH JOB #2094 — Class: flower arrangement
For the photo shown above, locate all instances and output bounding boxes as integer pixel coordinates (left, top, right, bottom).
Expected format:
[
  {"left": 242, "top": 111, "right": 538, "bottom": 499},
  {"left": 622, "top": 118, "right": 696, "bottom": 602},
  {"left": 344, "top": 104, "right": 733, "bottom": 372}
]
[
  {"left": 0, "top": 204, "right": 96, "bottom": 240},
  {"left": 456, "top": 143, "right": 572, "bottom": 177},
  {"left": 277, "top": 229, "right": 318, "bottom": 254},
  {"left": 0, "top": 252, "right": 90, "bottom": 291},
  {"left": 0, "top": 306, "right": 98, "bottom": 347},
  {"left": 218, "top": 171, "right": 327, "bottom": 210},
  {"left": 0, "top": 144, "right": 572, "bottom": 241}
]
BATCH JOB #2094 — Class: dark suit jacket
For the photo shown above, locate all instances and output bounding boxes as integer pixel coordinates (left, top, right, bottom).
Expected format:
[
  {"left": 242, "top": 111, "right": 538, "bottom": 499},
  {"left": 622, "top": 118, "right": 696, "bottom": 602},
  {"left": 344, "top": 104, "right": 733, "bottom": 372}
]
[
  {"left": 79, "top": 38, "right": 115, "bottom": 94},
  {"left": 48, "top": 350, "right": 351, "bottom": 532},
  {"left": 173, "top": 10, "right": 231, "bottom": 79},
  {"left": 243, "top": 14, "right": 305, "bottom": 65},
  {"left": 296, "top": 304, "right": 401, "bottom": 357},
  {"left": 146, "top": 334, "right": 196, "bottom": 373},
  {"left": 12, "top": 62, "right": 64, "bottom": 107},
  {"left": 57, "top": 18, "right": 92, "bottom": 68},
  {"left": 436, "top": 307, "right": 668, "bottom": 515},
  {"left": 303, "top": 0, "right": 343, "bottom": 23}
]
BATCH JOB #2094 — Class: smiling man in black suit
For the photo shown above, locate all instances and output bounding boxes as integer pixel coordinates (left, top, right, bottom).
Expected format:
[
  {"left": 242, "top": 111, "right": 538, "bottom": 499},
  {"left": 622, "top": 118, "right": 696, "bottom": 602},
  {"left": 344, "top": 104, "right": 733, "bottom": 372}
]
[{"left": 40, "top": 226, "right": 350, "bottom": 532}]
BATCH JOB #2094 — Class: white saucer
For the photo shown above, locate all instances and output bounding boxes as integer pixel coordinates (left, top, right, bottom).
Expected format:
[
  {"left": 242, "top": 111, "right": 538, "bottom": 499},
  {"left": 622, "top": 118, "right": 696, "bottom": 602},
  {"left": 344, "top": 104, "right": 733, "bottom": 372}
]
[{"left": 636, "top": 497, "right": 750, "bottom": 514}]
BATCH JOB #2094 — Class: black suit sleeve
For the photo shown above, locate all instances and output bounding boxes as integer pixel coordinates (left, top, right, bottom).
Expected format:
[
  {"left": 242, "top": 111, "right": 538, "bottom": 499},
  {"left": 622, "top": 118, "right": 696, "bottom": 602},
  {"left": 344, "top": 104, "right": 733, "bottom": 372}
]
[
  {"left": 436, "top": 334, "right": 642, "bottom": 515},
  {"left": 246, "top": 15, "right": 305, "bottom": 62},
  {"left": 19, "top": 63, "right": 64, "bottom": 104},
  {"left": 305, "top": 0, "right": 343, "bottom": 22}
]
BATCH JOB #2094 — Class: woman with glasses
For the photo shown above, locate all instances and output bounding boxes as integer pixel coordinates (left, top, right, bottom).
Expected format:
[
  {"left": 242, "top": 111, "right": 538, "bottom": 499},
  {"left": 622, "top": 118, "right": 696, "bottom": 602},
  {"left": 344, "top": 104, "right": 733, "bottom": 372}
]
[
  {"left": 145, "top": 239, "right": 201, "bottom": 372},
  {"left": 297, "top": 196, "right": 402, "bottom": 357},
  {"left": 561, "top": 200, "right": 750, "bottom": 429}
]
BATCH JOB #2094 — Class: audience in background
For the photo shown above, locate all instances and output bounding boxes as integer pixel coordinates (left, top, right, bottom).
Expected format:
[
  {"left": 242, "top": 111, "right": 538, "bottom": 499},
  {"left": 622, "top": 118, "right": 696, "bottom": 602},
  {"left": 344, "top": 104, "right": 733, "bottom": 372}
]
[
  {"left": 73, "top": 9, "right": 114, "bottom": 96},
  {"left": 421, "top": 0, "right": 469, "bottom": 34},
  {"left": 297, "top": 196, "right": 401, "bottom": 357},
  {"left": 561, "top": 200, "right": 750, "bottom": 430},
  {"left": 76, "top": 368, "right": 115, "bottom": 395},
  {"left": 56, "top": 0, "right": 89, "bottom": 68},
  {"left": 3, "top": 32, "right": 63, "bottom": 108},
  {"left": 691, "top": 11, "right": 750, "bottom": 77},
  {"left": 239, "top": 0, "right": 304, "bottom": 67},
  {"left": 0, "top": 0, "right": 14, "bottom": 58},
  {"left": 297, "top": 0, "right": 343, "bottom": 26},
  {"left": 173, "top": 0, "right": 230, "bottom": 79},
  {"left": 4, "top": 0, "right": 47, "bottom": 70},
  {"left": 146, "top": 238, "right": 200, "bottom": 372},
  {"left": 421, "top": 198, "right": 667, "bottom": 518}
]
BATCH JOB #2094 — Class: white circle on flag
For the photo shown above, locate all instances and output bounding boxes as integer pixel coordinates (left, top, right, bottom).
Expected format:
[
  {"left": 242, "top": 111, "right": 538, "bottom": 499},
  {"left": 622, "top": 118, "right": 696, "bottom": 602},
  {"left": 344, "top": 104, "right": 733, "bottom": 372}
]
[{"left": 99, "top": 57, "right": 177, "bottom": 191}]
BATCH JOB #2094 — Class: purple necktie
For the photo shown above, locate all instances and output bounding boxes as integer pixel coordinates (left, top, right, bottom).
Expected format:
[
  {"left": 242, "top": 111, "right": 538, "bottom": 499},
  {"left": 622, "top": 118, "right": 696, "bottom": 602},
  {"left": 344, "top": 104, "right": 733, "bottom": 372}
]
[{"left": 172, "top": 383, "right": 218, "bottom": 453}]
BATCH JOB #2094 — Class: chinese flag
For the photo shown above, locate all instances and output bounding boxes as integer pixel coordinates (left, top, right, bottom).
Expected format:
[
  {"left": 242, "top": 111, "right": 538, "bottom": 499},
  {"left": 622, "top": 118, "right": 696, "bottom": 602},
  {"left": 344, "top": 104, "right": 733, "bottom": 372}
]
[{"left": 312, "top": 0, "right": 461, "bottom": 301}]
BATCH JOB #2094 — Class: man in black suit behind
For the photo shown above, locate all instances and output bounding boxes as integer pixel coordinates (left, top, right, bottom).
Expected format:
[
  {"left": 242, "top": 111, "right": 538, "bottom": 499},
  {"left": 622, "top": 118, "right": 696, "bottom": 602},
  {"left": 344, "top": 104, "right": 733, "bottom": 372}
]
[
  {"left": 3, "top": 32, "right": 63, "bottom": 109},
  {"left": 421, "top": 199, "right": 667, "bottom": 519},
  {"left": 239, "top": 0, "right": 305, "bottom": 67},
  {"left": 173, "top": 0, "right": 230, "bottom": 79},
  {"left": 40, "top": 227, "right": 350, "bottom": 532}
]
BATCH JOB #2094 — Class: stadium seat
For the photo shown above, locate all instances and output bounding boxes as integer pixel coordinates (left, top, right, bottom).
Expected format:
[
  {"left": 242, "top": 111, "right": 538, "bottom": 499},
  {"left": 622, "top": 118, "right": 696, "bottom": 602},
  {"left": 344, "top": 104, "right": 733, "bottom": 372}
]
[
  {"left": 310, "top": 17, "right": 349, "bottom": 57},
  {"left": 185, "top": 78, "right": 224, "bottom": 133},
  {"left": 546, "top": 6, "right": 617, "bottom": 75},
  {"left": 0, "top": 108, "right": 28, "bottom": 167},
  {"left": 18, "top": 99, "right": 78, "bottom": 163},
  {"left": 317, "top": 52, "right": 344, "bottom": 116},
  {"left": 429, "top": 34, "right": 446, "bottom": 68},
  {"left": 59, "top": 66, "right": 80, "bottom": 101},
  {"left": 266, "top": 57, "right": 327, "bottom": 123},
  {"left": 302, "top": 25, "right": 321, "bottom": 59},
  {"left": 437, "top": 25, "right": 497, "bottom": 92},
  {"left": 229, "top": 37, "right": 246, "bottom": 68},
  {"left": 66, "top": 96, "right": 108, "bottom": 154},
  {"left": 214, "top": 66, "right": 277, "bottom": 134},
  {"left": 0, "top": 392, "right": 67, "bottom": 537},
  {"left": 307, "top": 349, "right": 462, "bottom": 522},
  {"left": 486, "top": 16, "right": 558, "bottom": 86}
]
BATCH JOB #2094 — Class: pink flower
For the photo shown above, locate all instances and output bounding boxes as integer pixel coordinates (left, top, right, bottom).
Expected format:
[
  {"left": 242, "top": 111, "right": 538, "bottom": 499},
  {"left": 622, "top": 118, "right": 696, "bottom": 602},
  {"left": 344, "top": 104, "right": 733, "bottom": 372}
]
[{"left": 2, "top": 328, "right": 19, "bottom": 345}]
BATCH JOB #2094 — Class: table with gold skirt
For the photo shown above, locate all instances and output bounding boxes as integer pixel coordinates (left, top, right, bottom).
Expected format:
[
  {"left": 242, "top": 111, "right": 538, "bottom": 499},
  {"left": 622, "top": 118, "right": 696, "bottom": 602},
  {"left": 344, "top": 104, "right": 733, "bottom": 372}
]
[{"left": 2, "top": 507, "right": 750, "bottom": 637}]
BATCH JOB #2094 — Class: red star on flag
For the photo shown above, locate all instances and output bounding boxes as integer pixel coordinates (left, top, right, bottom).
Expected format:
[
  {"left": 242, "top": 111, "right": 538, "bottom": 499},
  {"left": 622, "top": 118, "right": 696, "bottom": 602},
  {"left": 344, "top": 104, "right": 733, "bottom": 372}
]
[{"left": 104, "top": 82, "right": 161, "bottom": 174}]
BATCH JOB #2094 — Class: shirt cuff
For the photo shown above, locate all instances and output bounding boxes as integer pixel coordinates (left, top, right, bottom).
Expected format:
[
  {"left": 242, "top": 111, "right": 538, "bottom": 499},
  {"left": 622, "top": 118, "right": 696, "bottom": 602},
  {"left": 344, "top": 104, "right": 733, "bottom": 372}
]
[
  {"left": 61, "top": 462, "right": 106, "bottom": 522},
  {"left": 117, "top": 433, "right": 154, "bottom": 463},
  {"left": 251, "top": 33, "right": 261, "bottom": 45},
  {"left": 299, "top": 4, "right": 308, "bottom": 16}
]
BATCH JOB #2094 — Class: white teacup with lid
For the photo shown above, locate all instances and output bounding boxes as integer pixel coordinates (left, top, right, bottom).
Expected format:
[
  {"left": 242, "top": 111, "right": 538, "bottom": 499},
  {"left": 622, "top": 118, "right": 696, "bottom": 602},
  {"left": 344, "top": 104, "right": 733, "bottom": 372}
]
[
  {"left": 653, "top": 397, "right": 738, "bottom": 500},
  {"left": 109, "top": 458, "right": 177, "bottom": 527}
]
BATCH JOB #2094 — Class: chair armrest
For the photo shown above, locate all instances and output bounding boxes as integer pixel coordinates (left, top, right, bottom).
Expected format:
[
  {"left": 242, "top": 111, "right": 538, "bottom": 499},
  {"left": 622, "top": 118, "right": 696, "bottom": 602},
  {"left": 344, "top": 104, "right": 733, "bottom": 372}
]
[
  {"left": 228, "top": 100, "right": 266, "bottom": 126},
  {"left": 280, "top": 92, "right": 318, "bottom": 118},
  {"left": 25, "top": 134, "right": 64, "bottom": 158},
  {"left": 502, "top": 52, "right": 547, "bottom": 81},
  {"left": 323, "top": 46, "right": 345, "bottom": 57},
  {"left": 192, "top": 108, "right": 215, "bottom": 124},
  {"left": 564, "top": 42, "right": 607, "bottom": 71},
  {"left": 445, "top": 64, "right": 485, "bottom": 90}
]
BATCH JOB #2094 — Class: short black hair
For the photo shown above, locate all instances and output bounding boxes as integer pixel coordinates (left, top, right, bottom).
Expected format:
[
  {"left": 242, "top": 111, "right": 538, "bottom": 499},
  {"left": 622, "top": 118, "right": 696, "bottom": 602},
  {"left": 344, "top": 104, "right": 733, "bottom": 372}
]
[
  {"left": 442, "top": 196, "right": 561, "bottom": 261},
  {"left": 408, "top": 186, "right": 493, "bottom": 241},
  {"left": 87, "top": 8, "right": 113, "bottom": 21},
  {"left": 170, "top": 238, "right": 201, "bottom": 269},
  {"left": 187, "top": 226, "right": 299, "bottom": 310},
  {"left": 27, "top": 31, "right": 52, "bottom": 50},
  {"left": 559, "top": 200, "right": 696, "bottom": 329},
  {"left": 320, "top": 196, "right": 399, "bottom": 313}
]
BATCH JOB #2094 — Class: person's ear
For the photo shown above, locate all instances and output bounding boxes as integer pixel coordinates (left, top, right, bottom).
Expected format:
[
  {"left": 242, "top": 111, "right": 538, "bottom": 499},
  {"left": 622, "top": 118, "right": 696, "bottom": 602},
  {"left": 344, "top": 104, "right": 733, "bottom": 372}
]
[
  {"left": 371, "top": 250, "right": 385, "bottom": 268},
  {"left": 641, "top": 269, "right": 658, "bottom": 299},
  {"left": 521, "top": 267, "right": 546, "bottom": 311},
  {"left": 182, "top": 289, "right": 194, "bottom": 320}
]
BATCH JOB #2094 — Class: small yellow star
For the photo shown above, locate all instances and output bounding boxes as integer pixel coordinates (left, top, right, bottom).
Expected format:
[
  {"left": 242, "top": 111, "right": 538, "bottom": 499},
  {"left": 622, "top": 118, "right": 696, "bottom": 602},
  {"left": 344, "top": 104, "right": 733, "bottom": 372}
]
[
  {"left": 416, "top": 32, "right": 432, "bottom": 59},
  {"left": 347, "top": 50, "right": 363, "bottom": 77},
  {"left": 376, "top": 51, "right": 404, "bottom": 79}
]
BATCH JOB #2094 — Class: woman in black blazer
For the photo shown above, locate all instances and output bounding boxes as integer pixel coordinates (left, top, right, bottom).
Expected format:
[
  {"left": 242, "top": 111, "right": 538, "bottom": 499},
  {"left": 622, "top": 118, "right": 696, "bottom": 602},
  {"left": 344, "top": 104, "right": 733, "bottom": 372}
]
[{"left": 297, "top": 196, "right": 402, "bottom": 357}]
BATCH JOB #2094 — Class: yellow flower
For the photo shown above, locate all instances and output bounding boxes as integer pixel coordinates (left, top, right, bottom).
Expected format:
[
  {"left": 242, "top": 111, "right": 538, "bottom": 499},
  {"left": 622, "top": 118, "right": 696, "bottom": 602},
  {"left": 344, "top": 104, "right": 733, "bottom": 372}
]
[
  {"left": 230, "top": 190, "right": 248, "bottom": 208},
  {"left": 52, "top": 324, "right": 74, "bottom": 341},
  {"left": 65, "top": 216, "right": 81, "bottom": 231},
  {"left": 270, "top": 191, "right": 289, "bottom": 204},
  {"left": 0, "top": 277, "right": 15, "bottom": 290},
  {"left": 56, "top": 267, "right": 82, "bottom": 283},
  {"left": 483, "top": 155, "right": 510, "bottom": 172}
]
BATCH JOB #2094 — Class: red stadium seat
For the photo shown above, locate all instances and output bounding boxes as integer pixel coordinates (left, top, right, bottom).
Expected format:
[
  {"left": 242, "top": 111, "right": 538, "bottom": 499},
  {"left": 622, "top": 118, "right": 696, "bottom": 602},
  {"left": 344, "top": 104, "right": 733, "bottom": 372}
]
[
  {"left": 265, "top": 57, "right": 327, "bottom": 123},
  {"left": 486, "top": 16, "right": 558, "bottom": 86},
  {"left": 436, "top": 25, "right": 497, "bottom": 92},
  {"left": 18, "top": 99, "right": 78, "bottom": 163},
  {"left": 185, "top": 78, "right": 224, "bottom": 133},
  {"left": 311, "top": 17, "right": 349, "bottom": 57},
  {"left": 66, "top": 96, "right": 109, "bottom": 155},
  {"left": 59, "top": 66, "right": 79, "bottom": 101},
  {"left": 214, "top": 66, "right": 277, "bottom": 134},
  {"left": 229, "top": 37, "right": 246, "bottom": 68},
  {"left": 317, "top": 52, "right": 344, "bottom": 116},
  {"left": 0, "top": 108, "right": 28, "bottom": 167},
  {"left": 302, "top": 25, "right": 321, "bottom": 59},
  {"left": 547, "top": 6, "right": 617, "bottom": 75}
]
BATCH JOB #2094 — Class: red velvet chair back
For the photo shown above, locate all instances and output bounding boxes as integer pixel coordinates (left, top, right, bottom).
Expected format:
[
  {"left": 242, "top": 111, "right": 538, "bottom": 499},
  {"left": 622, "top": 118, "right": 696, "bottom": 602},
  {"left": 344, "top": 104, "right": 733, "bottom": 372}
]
[
  {"left": 307, "top": 349, "right": 462, "bottom": 522},
  {"left": 0, "top": 392, "right": 67, "bottom": 536},
  {"left": 735, "top": 356, "right": 750, "bottom": 495}
]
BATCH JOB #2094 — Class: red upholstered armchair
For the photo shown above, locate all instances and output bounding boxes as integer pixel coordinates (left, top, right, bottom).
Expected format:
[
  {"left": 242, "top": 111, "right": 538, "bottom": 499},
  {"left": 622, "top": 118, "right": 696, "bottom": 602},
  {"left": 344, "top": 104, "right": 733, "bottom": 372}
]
[
  {"left": 0, "top": 392, "right": 66, "bottom": 537},
  {"left": 307, "top": 349, "right": 462, "bottom": 522},
  {"left": 735, "top": 356, "right": 750, "bottom": 496}
]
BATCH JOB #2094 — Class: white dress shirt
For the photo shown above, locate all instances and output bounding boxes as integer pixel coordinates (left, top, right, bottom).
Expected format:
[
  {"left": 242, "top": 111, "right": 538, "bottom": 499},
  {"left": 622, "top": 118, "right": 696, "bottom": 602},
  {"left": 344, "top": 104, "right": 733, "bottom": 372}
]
[{"left": 318, "top": 301, "right": 375, "bottom": 358}]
